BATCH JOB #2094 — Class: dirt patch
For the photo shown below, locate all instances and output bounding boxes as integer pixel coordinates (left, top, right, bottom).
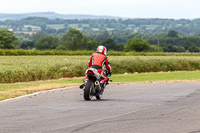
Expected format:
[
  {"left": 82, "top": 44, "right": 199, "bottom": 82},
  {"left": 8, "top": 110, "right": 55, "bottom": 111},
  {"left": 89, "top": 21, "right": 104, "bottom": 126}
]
[
  {"left": 0, "top": 77, "right": 84, "bottom": 85},
  {"left": 18, "top": 83, "right": 80, "bottom": 91}
]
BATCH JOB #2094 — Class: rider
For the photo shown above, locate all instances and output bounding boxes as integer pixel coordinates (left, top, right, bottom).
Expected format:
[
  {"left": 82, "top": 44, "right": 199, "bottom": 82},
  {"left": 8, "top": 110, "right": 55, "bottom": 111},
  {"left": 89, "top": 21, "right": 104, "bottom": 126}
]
[{"left": 80, "top": 45, "right": 112, "bottom": 89}]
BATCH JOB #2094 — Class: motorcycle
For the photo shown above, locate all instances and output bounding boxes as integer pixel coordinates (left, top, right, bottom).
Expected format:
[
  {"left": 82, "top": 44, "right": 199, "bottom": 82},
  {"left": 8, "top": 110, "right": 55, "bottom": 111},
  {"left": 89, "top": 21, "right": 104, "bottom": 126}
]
[{"left": 83, "top": 67, "right": 111, "bottom": 101}]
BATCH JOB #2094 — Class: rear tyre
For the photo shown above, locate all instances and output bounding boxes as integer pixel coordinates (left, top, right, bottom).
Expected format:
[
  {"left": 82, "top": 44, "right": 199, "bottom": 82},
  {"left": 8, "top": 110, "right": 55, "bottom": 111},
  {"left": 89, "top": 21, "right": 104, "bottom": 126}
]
[{"left": 84, "top": 80, "right": 94, "bottom": 101}]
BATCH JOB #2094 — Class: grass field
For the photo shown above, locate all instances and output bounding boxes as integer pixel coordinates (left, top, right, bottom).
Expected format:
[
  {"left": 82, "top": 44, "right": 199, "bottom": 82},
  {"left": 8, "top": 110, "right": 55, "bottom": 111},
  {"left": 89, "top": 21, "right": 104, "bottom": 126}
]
[
  {"left": 0, "top": 71, "right": 200, "bottom": 101},
  {"left": 0, "top": 56, "right": 200, "bottom": 83},
  {"left": 47, "top": 24, "right": 65, "bottom": 30}
]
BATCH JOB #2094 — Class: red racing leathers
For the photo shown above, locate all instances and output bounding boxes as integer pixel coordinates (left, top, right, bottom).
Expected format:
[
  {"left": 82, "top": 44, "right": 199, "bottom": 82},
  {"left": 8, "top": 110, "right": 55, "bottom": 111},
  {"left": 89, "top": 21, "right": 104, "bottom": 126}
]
[{"left": 87, "top": 53, "right": 111, "bottom": 84}]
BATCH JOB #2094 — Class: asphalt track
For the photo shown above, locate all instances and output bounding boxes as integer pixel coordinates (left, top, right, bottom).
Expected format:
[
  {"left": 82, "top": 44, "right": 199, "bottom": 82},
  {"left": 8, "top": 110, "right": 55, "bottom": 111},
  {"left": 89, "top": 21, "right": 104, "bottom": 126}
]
[{"left": 1, "top": 82, "right": 200, "bottom": 133}]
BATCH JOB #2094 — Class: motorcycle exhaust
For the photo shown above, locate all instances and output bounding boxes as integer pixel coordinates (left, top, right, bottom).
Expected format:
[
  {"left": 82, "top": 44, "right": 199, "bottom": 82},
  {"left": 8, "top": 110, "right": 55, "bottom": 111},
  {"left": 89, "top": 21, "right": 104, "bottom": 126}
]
[
  {"left": 95, "top": 81, "right": 99, "bottom": 85},
  {"left": 95, "top": 81, "right": 101, "bottom": 91}
]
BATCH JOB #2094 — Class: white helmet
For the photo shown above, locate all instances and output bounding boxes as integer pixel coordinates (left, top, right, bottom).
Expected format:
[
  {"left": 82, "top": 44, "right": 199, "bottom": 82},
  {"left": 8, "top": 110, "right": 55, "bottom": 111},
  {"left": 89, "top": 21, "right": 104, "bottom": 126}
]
[{"left": 97, "top": 45, "right": 107, "bottom": 56}]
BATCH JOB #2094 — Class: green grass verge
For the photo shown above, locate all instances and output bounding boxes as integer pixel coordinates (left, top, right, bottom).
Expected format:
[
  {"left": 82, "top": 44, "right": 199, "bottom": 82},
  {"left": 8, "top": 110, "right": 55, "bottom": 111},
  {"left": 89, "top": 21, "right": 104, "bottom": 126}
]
[
  {"left": 0, "top": 71, "right": 200, "bottom": 101},
  {"left": 113, "top": 71, "right": 200, "bottom": 82}
]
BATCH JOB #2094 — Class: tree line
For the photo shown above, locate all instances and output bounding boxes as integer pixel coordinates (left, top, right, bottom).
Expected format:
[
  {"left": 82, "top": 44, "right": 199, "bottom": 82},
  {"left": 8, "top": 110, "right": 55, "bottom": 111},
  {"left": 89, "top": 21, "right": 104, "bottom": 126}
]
[{"left": 0, "top": 29, "right": 200, "bottom": 52}]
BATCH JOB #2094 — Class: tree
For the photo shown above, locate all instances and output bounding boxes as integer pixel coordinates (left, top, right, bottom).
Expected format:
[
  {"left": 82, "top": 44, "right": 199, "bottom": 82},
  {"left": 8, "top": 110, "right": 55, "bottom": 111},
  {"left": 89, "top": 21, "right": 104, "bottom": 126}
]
[
  {"left": 61, "top": 29, "right": 88, "bottom": 50},
  {"left": 188, "top": 45, "right": 200, "bottom": 52},
  {"left": 149, "top": 45, "right": 163, "bottom": 52},
  {"left": 167, "top": 30, "right": 179, "bottom": 38},
  {"left": 20, "top": 41, "right": 34, "bottom": 49},
  {"left": 86, "top": 39, "right": 99, "bottom": 50},
  {"left": 124, "top": 37, "right": 150, "bottom": 52},
  {"left": 56, "top": 44, "right": 68, "bottom": 50},
  {"left": 44, "top": 28, "right": 57, "bottom": 34},
  {"left": 176, "top": 46, "right": 186, "bottom": 52},
  {"left": 35, "top": 35, "right": 59, "bottom": 50},
  {"left": 101, "top": 38, "right": 116, "bottom": 51},
  {"left": 95, "top": 30, "right": 109, "bottom": 41},
  {"left": 163, "top": 44, "right": 178, "bottom": 52},
  {"left": 30, "top": 31, "right": 47, "bottom": 43},
  {"left": 40, "top": 24, "right": 47, "bottom": 31},
  {"left": 115, "top": 43, "right": 124, "bottom": 51},
  {"left": 0, "top": 30, "right": 19, "bottom": 49}
]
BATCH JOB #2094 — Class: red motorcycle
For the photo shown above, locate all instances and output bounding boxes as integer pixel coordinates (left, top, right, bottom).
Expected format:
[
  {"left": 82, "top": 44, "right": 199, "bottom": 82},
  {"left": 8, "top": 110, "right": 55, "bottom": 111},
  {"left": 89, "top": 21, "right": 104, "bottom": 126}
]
[{"left": 83, "top": 68, "right": 111, "bottom": 101}]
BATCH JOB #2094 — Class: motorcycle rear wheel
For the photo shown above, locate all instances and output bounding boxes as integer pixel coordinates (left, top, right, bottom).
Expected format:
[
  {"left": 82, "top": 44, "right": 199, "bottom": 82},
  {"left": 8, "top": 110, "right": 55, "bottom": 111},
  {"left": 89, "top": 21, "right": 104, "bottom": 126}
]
[{"left": 84, "top": 80, "right": 94, "bottom": 100}]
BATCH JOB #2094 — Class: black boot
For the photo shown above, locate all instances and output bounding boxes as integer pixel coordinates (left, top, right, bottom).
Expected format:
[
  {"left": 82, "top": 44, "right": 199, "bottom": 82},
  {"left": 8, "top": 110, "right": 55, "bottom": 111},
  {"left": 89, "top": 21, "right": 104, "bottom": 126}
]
[{"left": 79, "top": 84, "right": 85, "bottom": 89}]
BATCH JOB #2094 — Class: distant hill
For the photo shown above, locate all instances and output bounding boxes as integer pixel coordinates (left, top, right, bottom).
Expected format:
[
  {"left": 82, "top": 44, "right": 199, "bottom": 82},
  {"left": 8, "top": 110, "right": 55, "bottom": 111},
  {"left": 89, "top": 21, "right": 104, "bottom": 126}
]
[
  {"left": 0, "top": 12, "right": 122, "bottom": 20},
  {"left": 1, "top": 13, "right": 200, "bottom": 35}
]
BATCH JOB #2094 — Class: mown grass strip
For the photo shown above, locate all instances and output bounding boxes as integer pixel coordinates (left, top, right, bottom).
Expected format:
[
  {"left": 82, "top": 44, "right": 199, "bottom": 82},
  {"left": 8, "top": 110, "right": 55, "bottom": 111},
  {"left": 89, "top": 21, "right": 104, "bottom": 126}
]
[
  {"left": 112, "top": 71, "right": 200, "bottom": 83},
  {"left": 0, "top": 71, "right": 200, "bottom": 101}
]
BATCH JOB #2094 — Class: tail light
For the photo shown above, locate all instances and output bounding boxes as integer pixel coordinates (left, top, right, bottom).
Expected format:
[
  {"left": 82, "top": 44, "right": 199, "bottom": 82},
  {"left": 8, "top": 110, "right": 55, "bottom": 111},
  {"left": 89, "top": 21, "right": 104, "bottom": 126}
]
[{"left": 87, "top": 70, "right": 94, "bottom": 74}]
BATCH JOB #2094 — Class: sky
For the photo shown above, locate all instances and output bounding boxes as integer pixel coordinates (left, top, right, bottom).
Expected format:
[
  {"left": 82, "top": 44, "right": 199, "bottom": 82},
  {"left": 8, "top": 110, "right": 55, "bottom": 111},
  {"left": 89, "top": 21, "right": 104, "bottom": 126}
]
[{"left": 1, "top": 0, "right": 200, "bottom": 19}]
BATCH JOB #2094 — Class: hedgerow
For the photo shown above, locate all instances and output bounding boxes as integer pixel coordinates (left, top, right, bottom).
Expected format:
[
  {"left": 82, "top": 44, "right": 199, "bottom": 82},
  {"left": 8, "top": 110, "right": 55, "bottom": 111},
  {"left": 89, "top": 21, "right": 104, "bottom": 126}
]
[
  {"left": 0, "top": 49, "right": 199, "bottom": 56},
  {"left": 0, "top": 56, "right": 200, "bottom": 83}
]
